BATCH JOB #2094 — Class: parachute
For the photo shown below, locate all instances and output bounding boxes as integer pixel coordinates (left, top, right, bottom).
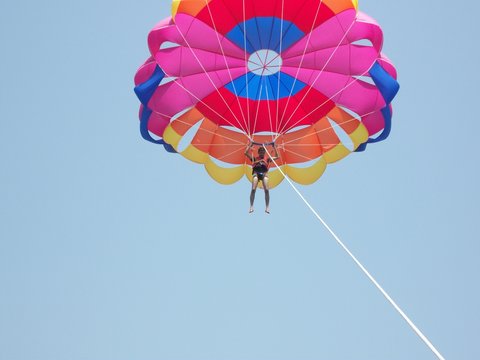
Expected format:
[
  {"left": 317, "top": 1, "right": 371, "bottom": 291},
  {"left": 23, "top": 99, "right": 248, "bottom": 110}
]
[{"left": 134, "top": 0, "right": 399, "bottom": 188}]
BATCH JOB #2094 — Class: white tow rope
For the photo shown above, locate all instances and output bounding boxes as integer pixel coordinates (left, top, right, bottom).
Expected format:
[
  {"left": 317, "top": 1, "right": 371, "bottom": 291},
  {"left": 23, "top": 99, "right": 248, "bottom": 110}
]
[{"left": 265, "top": 147, "right": 446, "bottom": 360}]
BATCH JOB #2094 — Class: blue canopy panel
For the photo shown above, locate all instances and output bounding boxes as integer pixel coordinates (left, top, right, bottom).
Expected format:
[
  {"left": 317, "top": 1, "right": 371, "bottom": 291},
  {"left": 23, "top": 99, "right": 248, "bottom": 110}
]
[
  {"left": 226, "top": 17, "right": 305, "bottom": 53},
  {"left": 356, "top": 61, "right": 400, "bottom": 152},
  {"left": 225, "top": 71, "right": 306, "bottom": 100},
  {"left": 134, "top": 65, "right": 177, "bottom": 152}
]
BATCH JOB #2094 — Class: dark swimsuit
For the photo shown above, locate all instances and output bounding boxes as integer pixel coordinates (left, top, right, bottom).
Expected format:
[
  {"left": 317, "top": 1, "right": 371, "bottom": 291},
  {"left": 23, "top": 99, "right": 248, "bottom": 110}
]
[{"left": 252, "top": 157, "right": 270, "bottom": 181}]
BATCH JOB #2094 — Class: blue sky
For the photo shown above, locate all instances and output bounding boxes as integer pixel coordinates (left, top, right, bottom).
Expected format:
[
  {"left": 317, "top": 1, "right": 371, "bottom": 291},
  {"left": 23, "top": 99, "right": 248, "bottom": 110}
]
[{"left": 1, "top": 1, "right": 479, "bottom": 359}]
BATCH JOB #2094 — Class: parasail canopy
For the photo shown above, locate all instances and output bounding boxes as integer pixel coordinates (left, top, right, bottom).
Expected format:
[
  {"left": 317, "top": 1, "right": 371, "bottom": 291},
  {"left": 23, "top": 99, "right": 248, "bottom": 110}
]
[{"left": 134, "top": 0, "right": 399, "bottom": 188}]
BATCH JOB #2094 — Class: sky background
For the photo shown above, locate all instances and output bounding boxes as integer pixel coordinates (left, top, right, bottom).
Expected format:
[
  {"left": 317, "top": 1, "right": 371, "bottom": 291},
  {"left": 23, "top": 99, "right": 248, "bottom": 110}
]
[{"left": 1, "top": 1, "right": 479, "bottom": 359}]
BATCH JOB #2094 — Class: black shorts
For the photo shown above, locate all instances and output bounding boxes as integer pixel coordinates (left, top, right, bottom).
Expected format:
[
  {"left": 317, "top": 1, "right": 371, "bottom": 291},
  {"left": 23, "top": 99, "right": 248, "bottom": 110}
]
[{"left": 253, "top": 171, "right": 267, "bottom": 181}]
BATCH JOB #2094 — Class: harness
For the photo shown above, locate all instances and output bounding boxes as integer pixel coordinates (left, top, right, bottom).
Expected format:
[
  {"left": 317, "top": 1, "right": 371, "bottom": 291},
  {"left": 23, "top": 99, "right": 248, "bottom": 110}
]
[{"left": 252, "top": 157, "right": 269, "bottom": 174}]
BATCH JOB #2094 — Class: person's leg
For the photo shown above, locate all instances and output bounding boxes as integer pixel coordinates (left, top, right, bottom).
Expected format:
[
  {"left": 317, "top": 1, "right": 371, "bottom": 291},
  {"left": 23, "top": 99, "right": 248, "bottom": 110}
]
[
  {"left": 263, "top": 176, "right": 270, "bottom": 213},
  {"left": 249, "top": 176, "right": 259, "bottom": 213}
]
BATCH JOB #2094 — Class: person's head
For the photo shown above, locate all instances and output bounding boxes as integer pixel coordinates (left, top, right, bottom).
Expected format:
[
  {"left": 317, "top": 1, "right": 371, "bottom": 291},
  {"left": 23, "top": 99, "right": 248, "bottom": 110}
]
[{"left": 258, "top": 147, "right": 266, "bottom": 156}]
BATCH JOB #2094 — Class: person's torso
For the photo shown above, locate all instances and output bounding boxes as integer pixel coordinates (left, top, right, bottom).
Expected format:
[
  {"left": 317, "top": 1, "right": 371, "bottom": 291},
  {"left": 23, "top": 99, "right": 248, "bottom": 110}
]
[{"left": 253, "top": 157, "right": 269, "bottom": 172}]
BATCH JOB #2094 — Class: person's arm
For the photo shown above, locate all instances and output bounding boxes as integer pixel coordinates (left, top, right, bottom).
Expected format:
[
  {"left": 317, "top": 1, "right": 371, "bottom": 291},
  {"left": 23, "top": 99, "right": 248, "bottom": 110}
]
[
  {"left": 269, "top": 143, "right": 280, "bottom": 161},
  {"left": 244, "top": 142, "right": 254, "bottom": 162}
]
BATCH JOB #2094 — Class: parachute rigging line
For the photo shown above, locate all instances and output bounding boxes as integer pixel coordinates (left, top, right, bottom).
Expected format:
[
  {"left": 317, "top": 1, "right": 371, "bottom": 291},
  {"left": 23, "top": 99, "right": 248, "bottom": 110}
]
[
  {"left": 205, "top": 0, "right": 250, "bottom": 134},
  {"left": 277, "top": 17, "right": 357, "bottom": 136},
  {"left": 157, "top": 75, "right": 251, "bottom": 137},
  {"left": 264, "top": 148, "right": 446, "bottom": 360},
  {"left": 242, "top": 0, "right": 251, "bottom": 136},
  {"left": 174, "top": 20, "right": 251, "bottom": 136},
  {"left": 277, "top": 0, "right": 326, "bottom": 131},
  {"left": 276, "top": 61, "right": 377, "bottom": 140},
  {"left": 275, "top": 0, "right": 285, "bottom": 135}
]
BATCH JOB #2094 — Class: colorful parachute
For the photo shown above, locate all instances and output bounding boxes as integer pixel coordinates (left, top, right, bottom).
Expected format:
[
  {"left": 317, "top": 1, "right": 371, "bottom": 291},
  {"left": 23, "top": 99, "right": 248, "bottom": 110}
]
[{"left": 134, "top": 0, "right": 399, "bottom": 188}]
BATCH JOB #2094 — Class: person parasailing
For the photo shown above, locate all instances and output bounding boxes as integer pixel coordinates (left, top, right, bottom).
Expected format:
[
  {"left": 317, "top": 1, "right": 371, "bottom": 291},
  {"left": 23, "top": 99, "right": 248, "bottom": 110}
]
[{"left": 244, "top": 142, "right": 279, "bottom": 214}]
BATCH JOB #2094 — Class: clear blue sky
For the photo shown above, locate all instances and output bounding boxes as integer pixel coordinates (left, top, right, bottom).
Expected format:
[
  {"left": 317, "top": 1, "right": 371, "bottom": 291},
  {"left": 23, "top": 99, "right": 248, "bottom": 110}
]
[{"left": 1, "top": 1, "right": 479, "bottom": 359}]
